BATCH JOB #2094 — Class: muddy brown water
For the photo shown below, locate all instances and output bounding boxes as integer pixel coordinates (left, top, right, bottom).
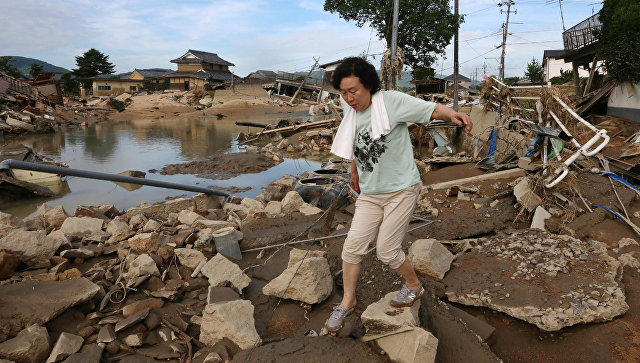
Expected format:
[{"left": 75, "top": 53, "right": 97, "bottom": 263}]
[{"left": 0, "top": 113, "right": 322, "bottom": 217}]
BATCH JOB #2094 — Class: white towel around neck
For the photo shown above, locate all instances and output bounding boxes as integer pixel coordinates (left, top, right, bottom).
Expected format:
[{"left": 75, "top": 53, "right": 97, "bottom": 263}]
[{"left": 330, "top": 91, "right": 390, "bottom": 160}]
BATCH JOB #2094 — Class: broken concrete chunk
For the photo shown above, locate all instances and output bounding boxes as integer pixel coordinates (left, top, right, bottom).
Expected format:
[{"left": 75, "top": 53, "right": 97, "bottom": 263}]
[
  {"left": 281, "top": 191, "right": 305, "bottom": 214},
  {"left": 60, "top": 248, "right": 95, "bottom": 259},
  {"left": 46, "top": 332, "right": 83, "bottom": 363},
  {"left": 60, "top": 343, "right": 103, "bottom": 363},
  {"left": 115, "top": 308, "right": 150, "bottom": 332},
  {"left": 264, "top": 201, "right": 282, "bottom": 215},
  {"left": 164, "top": 198, "right": 195, "bottom": 214},
  {"left": 262, "top": 257, "right": 333, "bottom": 304},
  {"left": 618, "top": 238, "right": 639, "bottom": 248},
  {"left": 518, "top": 156, "right": 542, "bottom": 171},
  {"left": 200, "top": 300, "right": 261, "bottom": 350},
  {"left": 0, "top": 229, "right": 64, "bottom": 268},
  {"left": 361, "top": 291, "right": 420, "bottom": 337},
  {"left": 513, "top": 178, "right": 542, "bottom": 212},
  {"left": 0, "top": 211, "right": 25, "bottom": 228},
  {"left": 0, "top": 251, "right": 20, "bottom": 280},
  {"left": 177, "top": 210, "right": 202, "bottom": 226},
  {"left": 223, "top": 204, "right": 248, "bottom": 220},
  {"left": 60, "top": 217, "right": 104, "bottom": 238},
  {"left": 44, "top": 206, "right": 69, "bottom": 229},
  {"left": 97, "top": 325, "right": 116, "bottom": 343},
  {"left": 0, "top": 324, "right": 50, "bottom": 363},
  {"left": 240, "top": 198, "right": 265, "bottom": 214},
  {"left": 375, "top": 328, "right": 438, "bottom": 363},
  {"left": 122, "top": 298, "right": 164, "bottom": 318},
  {"left": 142, "top": 219, "right": 162, "bottom": 232},
  {"left": 444, "top": 230, "right": 629, "bottom": 331},
  {"left": 105, "top": 218, "right": 134, "bottom": 244},
  {"left": 127, "top": 232, "right": 160, "bottom": 254},
  {"left": 200, "top": 254, "right": 251, "bottom": 292},
  {"left": 192, "top": 219, "right": 235, "bottom": 231},
  {"left": 123, "top": 333, "right": 144, "bottom": 347},
  {"left": 123, "top": 254, "right": 160, "bottom": 280},
  {"left": 299, "top": 203, "right": 322, "bottom": 216},
  {"left": 0, "top": 278, "right": 100, "bottom": 338},
  {"left": 531, "top": 206, "right": 552, "bottom": 231},
  {"left": 174, "top": 248, "right": 207, "bottom": 269},
  {"left": 207, "top": 286, "right": 240, "bottom": 304},
  {"left": 287, "top": 248, "right": 327, "bottom": 268},
  {"left": 408, "top": 239, "right": 454, "bottom": 280}
]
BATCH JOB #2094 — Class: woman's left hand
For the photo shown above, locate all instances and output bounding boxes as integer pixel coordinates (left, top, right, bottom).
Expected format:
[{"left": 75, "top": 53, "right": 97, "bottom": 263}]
[{"left": 450, "top": 112, "right": 473, "bottom": 134}]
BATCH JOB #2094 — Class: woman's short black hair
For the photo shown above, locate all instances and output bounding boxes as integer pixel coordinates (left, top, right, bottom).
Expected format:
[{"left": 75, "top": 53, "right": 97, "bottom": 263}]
[{"left": 332, "top": 57, "right": 381, "bottom": 94}]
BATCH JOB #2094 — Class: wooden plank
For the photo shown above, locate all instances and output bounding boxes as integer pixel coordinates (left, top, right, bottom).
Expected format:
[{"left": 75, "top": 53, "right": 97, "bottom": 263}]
[
  {"left": 259, "top": 119, "right": 336, "bottom": 135},
  {"left": 428, "top": 168, "right": 525, "bottom": 190}
]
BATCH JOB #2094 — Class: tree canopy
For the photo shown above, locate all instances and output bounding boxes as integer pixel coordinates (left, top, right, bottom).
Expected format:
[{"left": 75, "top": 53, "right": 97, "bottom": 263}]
[
  {"left": 524, "top": 58, "right": 543, "bottom": 84},
  {"left": 29, "top": 63, "right": 43, "bottom": 79},
  {"left": 596, "top": 0, "right": 640, "bottom": 83},
  {"left": 72, "top": 48, "right": 115, "bottom": 77},
  {"left": 0, "top": 56, "right": 23, "bottom": 78},
  {"left": 324, "top": 0, "right": 461, "bottom": 69}
]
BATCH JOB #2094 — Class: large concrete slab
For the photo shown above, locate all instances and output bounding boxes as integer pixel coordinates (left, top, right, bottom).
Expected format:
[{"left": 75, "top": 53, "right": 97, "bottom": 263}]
[{"left": 0, "top": 278, "right": 100, "bottom": 338}]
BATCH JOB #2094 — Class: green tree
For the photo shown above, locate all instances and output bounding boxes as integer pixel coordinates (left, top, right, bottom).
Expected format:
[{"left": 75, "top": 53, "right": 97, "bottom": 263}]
[
  {"left": 60, "top": 72, "right": 79, "bottom": 95},
  {"left": 72, "top": 48, "right": 115, "bottom": 77},
  {"left": 0, "top": 56, "right": 23, "bottom": 78},
  {"left": 596, "top": 0, "right": 640, "bottom": 83},
  {"left": 524, "top": 58, "right": 543, "bottom": 84},
  {"left": 29, "top": 63, "right": 43, "bottom": 79},
  {"left": 324, "top": 0, "right": 461, "bottom": 69}
]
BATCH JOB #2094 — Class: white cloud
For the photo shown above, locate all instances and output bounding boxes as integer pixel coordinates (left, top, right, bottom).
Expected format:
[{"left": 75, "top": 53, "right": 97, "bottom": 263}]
[{"left": 299, "top": 0, "right": 324, "bottom": 11}]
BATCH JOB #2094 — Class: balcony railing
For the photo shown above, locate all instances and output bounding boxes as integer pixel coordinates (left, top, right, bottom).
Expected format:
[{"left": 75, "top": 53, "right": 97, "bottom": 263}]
[{"left": 563, "top": 13, "right": 601, "bottom": 52}]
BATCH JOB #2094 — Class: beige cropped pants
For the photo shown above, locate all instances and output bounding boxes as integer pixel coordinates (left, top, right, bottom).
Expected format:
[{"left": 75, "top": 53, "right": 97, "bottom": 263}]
[{"left": 342, "top": 182, "right": 421, "bottom": 269}]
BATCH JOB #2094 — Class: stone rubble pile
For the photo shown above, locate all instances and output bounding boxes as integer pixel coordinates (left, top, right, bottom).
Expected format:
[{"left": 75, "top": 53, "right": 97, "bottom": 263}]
[{"left": 0, "top": 178, "right": 327, "bottom": 362}]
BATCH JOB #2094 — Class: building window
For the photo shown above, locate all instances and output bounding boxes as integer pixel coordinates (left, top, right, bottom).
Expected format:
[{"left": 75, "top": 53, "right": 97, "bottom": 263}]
[
  {"left": 98, "top": 85, "right": 111, "bottom": 91},
  {"left": 130, "top": 86, "right": 137, "bottom": 91}
]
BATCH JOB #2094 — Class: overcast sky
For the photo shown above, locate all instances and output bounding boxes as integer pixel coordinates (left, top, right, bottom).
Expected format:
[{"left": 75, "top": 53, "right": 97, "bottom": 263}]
[{"left": 0, "top": 0, "right": 602, "bottom": 79}]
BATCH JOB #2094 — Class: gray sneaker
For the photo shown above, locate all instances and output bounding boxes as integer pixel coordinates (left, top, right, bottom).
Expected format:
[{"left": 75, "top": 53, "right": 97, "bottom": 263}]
[
  {"left": 326, "top": 305, "right": 355, "bottom": 333},
  {"left": 390, "top": 284, "right": 425, "bottom": 308}
]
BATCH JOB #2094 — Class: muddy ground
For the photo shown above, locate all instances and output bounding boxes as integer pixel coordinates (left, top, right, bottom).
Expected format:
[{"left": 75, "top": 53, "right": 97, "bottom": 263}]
[{"left": 158, "top": 152, "right": 282, "bottom": 180}]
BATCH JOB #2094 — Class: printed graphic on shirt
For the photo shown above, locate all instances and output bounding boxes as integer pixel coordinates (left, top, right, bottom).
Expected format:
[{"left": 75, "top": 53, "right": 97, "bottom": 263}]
[{"left": 354, "top": 131, "right": 387, "bottom": 172}]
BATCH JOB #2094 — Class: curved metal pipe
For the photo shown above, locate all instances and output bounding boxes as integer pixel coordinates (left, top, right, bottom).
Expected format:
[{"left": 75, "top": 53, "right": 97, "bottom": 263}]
[{"left": 0, "top": 159, "right": 229, "bottom": 197}]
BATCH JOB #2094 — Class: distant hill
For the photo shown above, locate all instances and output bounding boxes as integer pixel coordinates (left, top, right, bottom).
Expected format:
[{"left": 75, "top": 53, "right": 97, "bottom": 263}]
[{"left": 2, "top": 56, "right": 70, "bottom": 77}]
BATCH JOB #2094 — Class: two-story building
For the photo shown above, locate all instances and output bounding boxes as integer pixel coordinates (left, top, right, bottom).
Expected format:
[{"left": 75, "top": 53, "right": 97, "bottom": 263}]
[
  {"left": 165, "top": 50, "right": 240, "bottom": 90},
  {"left": 92, "top": 68, "right": 171, "bottom": 96}
]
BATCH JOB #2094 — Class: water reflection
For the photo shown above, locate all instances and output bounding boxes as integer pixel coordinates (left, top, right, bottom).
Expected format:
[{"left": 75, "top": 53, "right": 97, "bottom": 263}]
[{"left": 1, "top": 113, "right": 322, "bottom": 218}]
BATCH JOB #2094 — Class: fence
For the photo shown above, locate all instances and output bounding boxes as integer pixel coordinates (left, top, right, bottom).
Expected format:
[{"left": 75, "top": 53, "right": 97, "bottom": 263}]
[{"left": 562, "top": 13, "right": 601, "bottom": 52}]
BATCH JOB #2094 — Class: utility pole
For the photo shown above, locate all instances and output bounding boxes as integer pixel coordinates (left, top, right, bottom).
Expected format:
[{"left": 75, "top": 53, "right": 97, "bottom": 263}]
[
  {"left": 499, "top": 0, "right": 516, "bottom": 81},
  {"left": 453, "top": 0, "right": 459, "bottom": 111},
  {"left": 558, "top": 0, "right": 566, "bottom": 31},
  {"left": 390, "top": 0, "right": 400, "bottom": 90}
]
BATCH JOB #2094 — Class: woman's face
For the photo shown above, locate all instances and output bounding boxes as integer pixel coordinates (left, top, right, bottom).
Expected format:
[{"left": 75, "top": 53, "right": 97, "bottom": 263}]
[{"left": 339, "top": 75, "right": 372, "bottom": 112}]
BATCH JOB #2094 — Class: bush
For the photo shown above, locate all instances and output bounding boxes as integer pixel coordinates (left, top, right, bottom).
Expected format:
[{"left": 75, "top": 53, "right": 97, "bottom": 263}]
[
  {"left": 550, "top": 69, "right": 573, "bottom": 85},
  {"left": 596, "top": 0, "right": 640, "bottom": 83},
  {"left": 109, "top": 99, "right": 126, "bottom": 112}
]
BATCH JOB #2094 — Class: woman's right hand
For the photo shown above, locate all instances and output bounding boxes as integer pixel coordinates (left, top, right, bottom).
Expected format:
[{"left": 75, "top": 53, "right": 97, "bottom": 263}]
[{"left": 350, "top": 160, "right": 360, "bottom": 194}]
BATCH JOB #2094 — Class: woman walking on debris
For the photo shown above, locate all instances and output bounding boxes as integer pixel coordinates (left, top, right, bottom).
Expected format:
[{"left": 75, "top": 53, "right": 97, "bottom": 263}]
[{"left": 326, "top": 57, "right": 472, "bottom": 333}]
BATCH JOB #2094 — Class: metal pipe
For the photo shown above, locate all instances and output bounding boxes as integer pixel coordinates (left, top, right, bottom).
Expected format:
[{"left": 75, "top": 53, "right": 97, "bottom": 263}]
[
  {"left": 553, "top": 95, "right": 598, "bottom": 132},
  {"left": 0, "top": 159, "right": 229, "bottom": 197}
]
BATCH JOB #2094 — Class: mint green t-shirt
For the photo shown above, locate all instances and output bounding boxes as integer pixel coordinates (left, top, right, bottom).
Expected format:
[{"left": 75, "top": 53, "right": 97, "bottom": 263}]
[{"left": 347, "top": 90, "right": 435, "bottom": 194}]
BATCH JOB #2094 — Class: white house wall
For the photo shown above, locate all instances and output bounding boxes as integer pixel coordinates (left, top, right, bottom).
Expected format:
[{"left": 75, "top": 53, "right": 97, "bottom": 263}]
[
  {"left": 544, "top": 58, "right": 590, "bottom": 82},
  {"left": 608, "top": 82, "right": 640, "bottom": 122}
]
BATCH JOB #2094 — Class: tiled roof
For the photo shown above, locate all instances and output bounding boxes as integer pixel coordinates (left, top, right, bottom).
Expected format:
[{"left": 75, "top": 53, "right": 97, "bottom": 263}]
[
  {"left": 443, "top": 73, "right": 471, "bottom": 82},
  {"left": 135, "top": 68, "right": 172, "bottom": 78},
  {"left": 164, "top": 69, "right": 242, "bottom": 82},
  {"left": 170, "top": 50, "right": 234, "bottom": 66}
]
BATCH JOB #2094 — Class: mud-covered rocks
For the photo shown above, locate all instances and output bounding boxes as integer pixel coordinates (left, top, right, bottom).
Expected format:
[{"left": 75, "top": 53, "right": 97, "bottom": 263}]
[
  {"left": 46, "top": 332, "right": 83, "bottom": 362},
  {"left": 0, "top": 229, "right": 64, "bottom": 268},
  {"left": 200, "top": 300, "right": 261, "bottom": 350},
  {"left": 44, "top": 206, "right": 69, "bottom": 229},
  {"left": 241, "top": 198, "right": 265, "bottom": 214},
  {"left": 60, "top": 217, "right": 104, "bottom": 239},
  {"left": 201, "top": 254, "right": 251, "bottom": 292},
  {"left": 444, "top": 230, "right": 629, "bottom": 331},
  {"left": 0, "top": 251, "right": 20, "bottom": 280},
  {"left": 299, "top": 203, "right": 322, "bottom": 216},
  {"left": 265, "top": 201, "right": 282, "bottom": 215},
  {"left": 281, "top": 191, "right": 305, "bottom": 214},
  {"left": 193, "top": 219, "right": 236, "bottom": 231},
  {"left": 262, "top": 250, "right": 332, "bottom": 304},
  {"left": 408, "top": 239, "right": 455, "bottom": 280},
  {"left": 0, "top": 324, "right": 50, "bottom": 363},
  {"left": 106, "top": 218, "right": 134, "bottom": 244},
  {"left": 361, "top": 291, "right": 420, "bottom": 337}
]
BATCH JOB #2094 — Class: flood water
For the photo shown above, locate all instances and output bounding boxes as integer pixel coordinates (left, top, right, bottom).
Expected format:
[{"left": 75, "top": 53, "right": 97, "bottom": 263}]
[{"left": 1, "top": 111, "right": 324, "bottom": 217}]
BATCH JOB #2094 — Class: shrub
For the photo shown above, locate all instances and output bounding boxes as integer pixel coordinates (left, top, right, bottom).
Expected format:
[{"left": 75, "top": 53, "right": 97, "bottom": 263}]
[{"left": 109, "top": 99, "right": 126, "bottom": 112}]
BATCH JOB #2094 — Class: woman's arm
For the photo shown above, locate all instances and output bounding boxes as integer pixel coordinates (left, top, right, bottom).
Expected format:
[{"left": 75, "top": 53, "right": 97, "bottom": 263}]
[
  {"left": 350, "top": 160, "right": 360, "bottom": 194},
  {"left": 431, "top": 103, "right": 473, "bottom": 134}
]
